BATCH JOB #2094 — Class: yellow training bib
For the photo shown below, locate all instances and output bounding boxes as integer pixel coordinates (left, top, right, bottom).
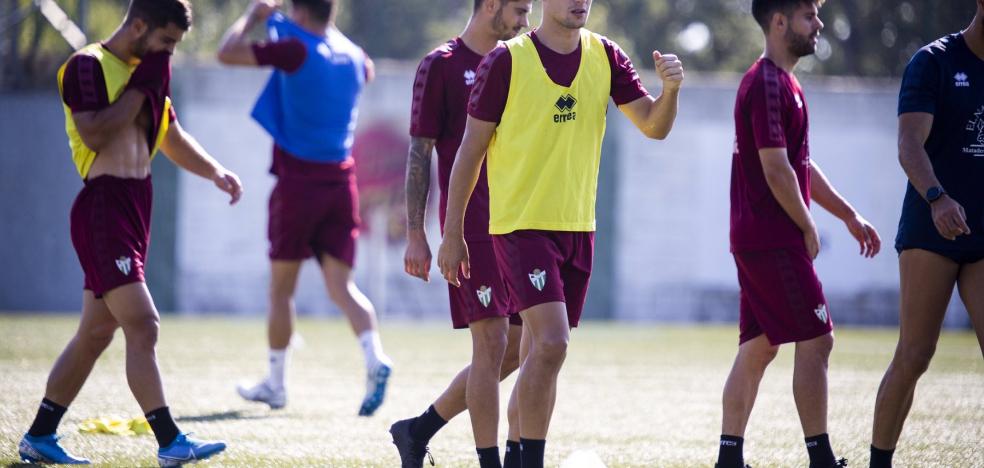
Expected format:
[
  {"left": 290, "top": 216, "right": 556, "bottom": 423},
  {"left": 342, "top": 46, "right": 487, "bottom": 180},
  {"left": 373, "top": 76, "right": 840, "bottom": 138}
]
[
  {"left": 57, "top": 44, "right": 171, "bottom": 179},
  {"left": 486, "top": 30, "right": 611, "bottom": 235}
]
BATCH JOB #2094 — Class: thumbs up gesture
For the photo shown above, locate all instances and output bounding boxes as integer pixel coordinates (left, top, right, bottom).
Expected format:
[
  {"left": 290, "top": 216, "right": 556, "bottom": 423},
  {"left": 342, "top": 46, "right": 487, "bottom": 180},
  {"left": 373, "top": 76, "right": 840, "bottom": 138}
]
[{"left": 653, "top": 50, "right": 684, "bottom": 91}]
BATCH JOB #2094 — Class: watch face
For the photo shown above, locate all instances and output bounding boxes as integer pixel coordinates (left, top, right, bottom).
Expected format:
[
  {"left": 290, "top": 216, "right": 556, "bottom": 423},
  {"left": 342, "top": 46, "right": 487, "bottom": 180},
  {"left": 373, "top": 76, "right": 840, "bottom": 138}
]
[{"left": 927, "top": 187, "right": 943, "bottom": 201}]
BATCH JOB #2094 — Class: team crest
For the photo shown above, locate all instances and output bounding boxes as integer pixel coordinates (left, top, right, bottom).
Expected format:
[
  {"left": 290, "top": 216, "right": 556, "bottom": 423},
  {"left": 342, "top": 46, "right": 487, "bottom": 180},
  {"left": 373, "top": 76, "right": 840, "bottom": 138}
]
[
  {"left": 476, "top": 286, "right": 492, "bottom": 308},
  {"left": 115, "top": 256, "right": 132, "bottom": 276},
  {"left": 814, "top": 304, "right": 828, "bottom": 324},
  {"left": 528, "top": 269, "right": 546, "bottom": 291},
  {"left": 464, "top": 70, "right": 477, "bottom": 86}
]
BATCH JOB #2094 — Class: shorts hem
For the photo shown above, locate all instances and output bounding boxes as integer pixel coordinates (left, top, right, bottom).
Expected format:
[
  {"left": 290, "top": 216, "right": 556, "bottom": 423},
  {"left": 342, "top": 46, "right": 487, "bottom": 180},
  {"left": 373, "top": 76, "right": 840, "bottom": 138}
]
[{"left": 88, "top": 277, "right": 145, "bottom": 299}]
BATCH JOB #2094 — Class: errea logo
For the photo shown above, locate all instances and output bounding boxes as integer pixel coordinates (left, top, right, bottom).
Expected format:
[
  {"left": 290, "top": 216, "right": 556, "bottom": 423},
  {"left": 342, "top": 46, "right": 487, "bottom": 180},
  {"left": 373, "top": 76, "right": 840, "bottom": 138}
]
[
  {"left": 955, "top": 72, "right": 970, "bottom": 87},
  {"left": 553, "top": 94, "right": 577, "bottom": 123},
  {"left": 464, "top": 70, "right": 476, "bottom": 86}
]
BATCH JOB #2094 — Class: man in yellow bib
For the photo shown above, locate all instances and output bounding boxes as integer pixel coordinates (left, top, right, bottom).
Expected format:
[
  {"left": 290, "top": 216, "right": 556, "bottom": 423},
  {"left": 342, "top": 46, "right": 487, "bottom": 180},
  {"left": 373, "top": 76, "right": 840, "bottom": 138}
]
[
  {"left": 18, "top": 1, "right": 241, "bottom": 465},
  {"left": 438, "top": 0, "right": 683, "bottom": 465}
]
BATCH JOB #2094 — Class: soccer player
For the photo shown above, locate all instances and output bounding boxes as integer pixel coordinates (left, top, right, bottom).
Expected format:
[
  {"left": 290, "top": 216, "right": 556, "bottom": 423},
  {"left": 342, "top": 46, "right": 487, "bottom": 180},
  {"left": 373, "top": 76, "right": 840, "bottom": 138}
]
[
  {"left": 437, "top": 0, "right": 683, "bottom": 465},
  {"left": 716, "top": 1, "right": 882, "bottom": 467},
  {"left": 390, "top": 1, "right": 532, "bottom": 467},
  {"left": 216, "top": 0, "right": 394, "bottom": 416},
  {"left": 870, "top": 2, "right": 984, "bottom": 466},
  {"left": 17, "top": 0, "right": 241, "bottom": 465}
]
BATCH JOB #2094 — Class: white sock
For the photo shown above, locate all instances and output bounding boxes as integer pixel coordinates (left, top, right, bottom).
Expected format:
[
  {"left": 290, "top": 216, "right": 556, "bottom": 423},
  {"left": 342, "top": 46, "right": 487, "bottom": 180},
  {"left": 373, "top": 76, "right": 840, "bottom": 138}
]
[
  {"left": 267, "top": 348, "right": 289, "bottom": 390},
  {"left": 358, "top": 330, "right": 390, "bottom": 370}
]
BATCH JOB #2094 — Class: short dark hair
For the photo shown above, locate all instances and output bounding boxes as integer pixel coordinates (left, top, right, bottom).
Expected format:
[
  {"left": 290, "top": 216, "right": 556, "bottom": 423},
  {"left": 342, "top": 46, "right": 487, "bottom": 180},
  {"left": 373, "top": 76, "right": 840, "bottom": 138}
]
[
  {"left": 125, "top": 0, "right": 192, "bottom": 31},
  {"left": 751, "top": 0, "right": 824, "bottom": 31},
  {"left": 293, "top": 0, "right": 336, "bottom": 22}
]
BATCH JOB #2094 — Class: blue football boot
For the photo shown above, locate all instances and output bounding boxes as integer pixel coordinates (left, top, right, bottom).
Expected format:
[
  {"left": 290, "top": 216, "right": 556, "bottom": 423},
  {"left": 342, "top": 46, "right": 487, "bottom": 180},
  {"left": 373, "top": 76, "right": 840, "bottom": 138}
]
[
  {"left": 157, "top": 433, "right": 227, "bottom": 467},
  {"left": 18, "top": 433, "right": 91, "bottom": 465}
]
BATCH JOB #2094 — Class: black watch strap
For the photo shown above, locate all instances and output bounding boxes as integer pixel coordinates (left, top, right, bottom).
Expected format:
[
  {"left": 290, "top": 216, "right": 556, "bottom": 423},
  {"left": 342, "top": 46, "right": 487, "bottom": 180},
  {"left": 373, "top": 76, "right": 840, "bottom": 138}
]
[{"left": 926, "top": 186, "right": 946, "bottom": 203}]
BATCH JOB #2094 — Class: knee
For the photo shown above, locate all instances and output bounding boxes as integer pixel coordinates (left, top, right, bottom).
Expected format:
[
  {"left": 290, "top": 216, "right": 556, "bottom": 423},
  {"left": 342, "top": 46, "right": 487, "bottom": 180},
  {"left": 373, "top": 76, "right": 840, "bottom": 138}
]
[
  {"left": 124, "top": 317, "right": 160, "bottom": 350},
  {"left": 78, "top": 324, "right": 117, "bottom": 355},
  {"left": 894, "top": 344, "right": 936, "bottom": 377},
  {"left": 325, "top": 279, "right": 352, "bottom": 304},
  {"left": 473, "top": 327, "right": 509, "bottom": 367},
  {"left": 748, "top": 344, "right": 780, "bottom": 368},
  {"left": 533, "top": 335, "right": 568, "bottom": 367}
]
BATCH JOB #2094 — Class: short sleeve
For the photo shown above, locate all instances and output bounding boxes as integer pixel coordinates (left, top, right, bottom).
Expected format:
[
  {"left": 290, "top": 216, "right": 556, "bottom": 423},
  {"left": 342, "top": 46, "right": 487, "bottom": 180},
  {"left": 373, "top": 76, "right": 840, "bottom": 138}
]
[
  {"left": 409, "top": 52, "right": 445, "bottom": 139},
  {"left": 60, "top": 54, "right": 110, "bottom": 113},
  {"left": 898, "top": 49, "right": 940, "bottom": 116},
  {"left": 467, "top": 45, "right": 511, "bottom": 123},
  {"left": 747, "top": 69, "right": 786, "bottom": 150},
  {"left": 252, "top": 38, "right": 307, "bottom": 73},
  {"left": 603, "top": 38, "right": 648, "bottom": 105}
]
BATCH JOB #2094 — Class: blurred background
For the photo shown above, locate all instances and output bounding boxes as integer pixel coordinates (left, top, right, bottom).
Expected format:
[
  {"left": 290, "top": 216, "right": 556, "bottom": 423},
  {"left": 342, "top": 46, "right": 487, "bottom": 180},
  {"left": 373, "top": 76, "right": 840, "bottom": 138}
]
[{"left": 0, "top": 0, "right": 978, "bottom": 329}]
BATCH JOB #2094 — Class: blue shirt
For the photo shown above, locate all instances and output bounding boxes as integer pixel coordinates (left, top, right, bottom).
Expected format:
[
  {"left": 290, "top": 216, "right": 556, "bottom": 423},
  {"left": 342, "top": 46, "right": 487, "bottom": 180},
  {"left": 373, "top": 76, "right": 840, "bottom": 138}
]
[
  {"left": 896, "top": 33, "right": 984, "bottom": 253},
  {"left": 251, "top": 13, "right": 366, "bottom": 163}
]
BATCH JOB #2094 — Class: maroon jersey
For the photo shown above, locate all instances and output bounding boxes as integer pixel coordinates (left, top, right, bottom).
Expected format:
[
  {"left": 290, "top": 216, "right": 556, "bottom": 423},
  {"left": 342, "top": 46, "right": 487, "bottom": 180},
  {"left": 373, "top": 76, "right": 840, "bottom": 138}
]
[
  {"left": 467, "top": 30, "right": 648, "bottom": 122},
  {"left": 251, "top": 38, "right": 306, "bottom": 73},
  {"left": 61, "top": 49, "right": 177, "bottom": 121},
  {"left": 410, "top": 37, "right": 490, "bottom": 242},
  {"left": 730, "top": 58, "right": 812, "bottom": 252}
]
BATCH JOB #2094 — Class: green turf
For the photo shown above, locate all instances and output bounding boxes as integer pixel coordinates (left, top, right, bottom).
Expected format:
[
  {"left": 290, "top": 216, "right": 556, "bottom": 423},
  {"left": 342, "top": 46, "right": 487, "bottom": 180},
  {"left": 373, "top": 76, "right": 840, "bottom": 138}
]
[{"left": 0, "top": 315, "right": 980, "bottom": 467}]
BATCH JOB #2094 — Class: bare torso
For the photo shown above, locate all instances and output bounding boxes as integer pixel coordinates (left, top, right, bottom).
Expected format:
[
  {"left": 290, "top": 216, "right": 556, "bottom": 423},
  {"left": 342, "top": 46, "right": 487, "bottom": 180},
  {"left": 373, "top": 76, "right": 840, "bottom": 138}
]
[{"left": 85, "top": 103, "right": 155, "bottom": 180}]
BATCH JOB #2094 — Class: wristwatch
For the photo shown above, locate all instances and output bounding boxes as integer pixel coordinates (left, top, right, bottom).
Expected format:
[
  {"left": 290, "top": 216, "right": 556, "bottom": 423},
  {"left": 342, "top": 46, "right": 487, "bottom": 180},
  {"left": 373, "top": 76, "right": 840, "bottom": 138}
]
[{"left": 926, "top": 186, "right": 946, "bottom": 204}]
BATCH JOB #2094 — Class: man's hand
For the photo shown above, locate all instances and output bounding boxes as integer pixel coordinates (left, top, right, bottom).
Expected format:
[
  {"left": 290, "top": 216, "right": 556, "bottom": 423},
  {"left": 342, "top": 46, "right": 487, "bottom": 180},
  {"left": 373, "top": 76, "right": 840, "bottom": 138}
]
[
  {"left": 248, "top": 0, "right": 279, "bottom": 23},
  {"left": 437, "top": 234, "right": 470, "bottom": 287},
  {"left": 931, "top": 195, "right": 971, "bottom": 241},
  {"left": 404, "top": 230, "right": 432, "bottom": 282},
  {"left": 844, "top": 214, "right": 881, "bottom": 258},
  {"left": 804, "top": 225, "right": 821, "bottom": 260},
  {"left": 212, "top": 168, "right": 243, "bottom": 205},
  {"left": 653, "top": 51, "right": 684, "bottom": 91}
]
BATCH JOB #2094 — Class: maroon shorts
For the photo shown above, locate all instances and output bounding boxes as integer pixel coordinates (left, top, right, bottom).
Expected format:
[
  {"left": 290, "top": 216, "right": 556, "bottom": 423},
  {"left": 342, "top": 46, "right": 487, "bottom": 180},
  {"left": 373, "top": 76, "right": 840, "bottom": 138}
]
[
  {"left": 449, "top": 240, "right": 522, "bottom": 329},
  {"left": 492, "top": 230, "right": 594, "bottom": 328},
  {"left": 268, "top": 174, "right": 360, "bottom": 266},
  {"left": 70, "top": 175, "right": 153, "bottom": 298},
  {"left": 734, "top": 247, "right": 832, "bottom": 345}
]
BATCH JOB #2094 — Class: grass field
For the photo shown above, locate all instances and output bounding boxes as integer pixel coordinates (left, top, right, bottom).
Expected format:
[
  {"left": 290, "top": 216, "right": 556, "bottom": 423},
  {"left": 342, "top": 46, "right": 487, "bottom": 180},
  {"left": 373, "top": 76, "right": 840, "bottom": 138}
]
[{"left": 0, "top": 315, "right": 980, "bottom": 467}]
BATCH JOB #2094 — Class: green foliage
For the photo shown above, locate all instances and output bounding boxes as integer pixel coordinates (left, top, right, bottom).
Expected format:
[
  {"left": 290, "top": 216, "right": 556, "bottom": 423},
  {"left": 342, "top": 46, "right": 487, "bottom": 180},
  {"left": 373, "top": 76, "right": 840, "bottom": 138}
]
[{"left": 0, "top": 0, "right": 977, "bottom": 89}]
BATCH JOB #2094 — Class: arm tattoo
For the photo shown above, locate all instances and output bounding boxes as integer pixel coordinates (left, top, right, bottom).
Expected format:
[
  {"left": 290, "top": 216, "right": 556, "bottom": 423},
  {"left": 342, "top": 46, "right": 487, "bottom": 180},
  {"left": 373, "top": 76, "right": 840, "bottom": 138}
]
[{"left": 406, "top": 137, "right": 436, "bottom": 231}]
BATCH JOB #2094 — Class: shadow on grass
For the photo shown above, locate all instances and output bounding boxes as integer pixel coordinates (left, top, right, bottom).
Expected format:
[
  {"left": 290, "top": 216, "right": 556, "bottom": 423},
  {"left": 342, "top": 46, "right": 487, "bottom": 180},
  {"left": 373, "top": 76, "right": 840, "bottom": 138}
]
[
  {"left": 175, "top": 410, "right": 273, "bottom": 423},
  {"left": 7, "top": 463, "right": 36, "bottom": 468}
]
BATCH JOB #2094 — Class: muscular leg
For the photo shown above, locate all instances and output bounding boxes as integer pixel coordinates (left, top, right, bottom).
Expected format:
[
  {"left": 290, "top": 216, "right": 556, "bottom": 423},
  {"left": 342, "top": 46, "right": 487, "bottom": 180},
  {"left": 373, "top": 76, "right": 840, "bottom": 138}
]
[
  {"left": 516, "top": 302, "right": 569, "bottom": 439},
  {"left": 467, "top": 317, "right": 510, "bottom": 448},
  {"left": 269, "top": 260, "right": 302, "bottom": 350},
  {"left": 101, "top": 282, "right": 167, "bottom": 413},
  {"left": 507, "top": 322, "right": 530, "bottom": 442},
  {"left": 44, "top": 291, "right": 120, "bottom": 406},
  {"left": 956, "top": 258, "right": 984, "bottom": 357},
  {"left": 793, "top": 333, "right": 834, "bottom": 437},
  {"left": 872, "top": 249, "right": 957, "bottom": 450},
  {"left": 320, "top": 254, "right": 377, "bottom": 336},
  {"left": 721, "top": 334, "right": 780, "bottom": 437}
]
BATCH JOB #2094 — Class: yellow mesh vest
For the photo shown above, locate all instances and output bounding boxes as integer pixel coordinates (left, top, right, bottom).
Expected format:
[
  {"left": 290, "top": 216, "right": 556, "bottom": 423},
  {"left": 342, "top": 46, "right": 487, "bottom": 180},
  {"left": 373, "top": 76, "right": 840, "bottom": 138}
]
[
  {"left": 57, "top": 44, "right": 171, "bottom": 179},
  {"left": 487, "top": 30, "right": 611, "bottom": 235}
]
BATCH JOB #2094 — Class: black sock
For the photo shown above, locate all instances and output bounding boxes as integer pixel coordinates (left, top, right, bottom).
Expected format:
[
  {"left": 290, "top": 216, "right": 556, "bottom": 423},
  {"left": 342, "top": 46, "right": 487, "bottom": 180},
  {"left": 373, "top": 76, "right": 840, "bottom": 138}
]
[
  {"left": 717, "top": 435, "right": 744, "bottom": 468},
  {"left": 27, "top": 398, "right": 68, "bottom": 437},
  {"left": 503, "top": 440, "right": 521, "bottom": 468},
  {"left": 477, "top": 446, "right": 502, "bottom": 468},
  {"left": 520, "top": 438, "right": 546, "bottom": 468},
  {"left": 409, "top": 405, "right": 447, "bottom": 443},
  {"left": 805, "top": 433, "right": 836, "bottom": 468},
  {"left": 870, "top": 445, "right": 894, "bottom": 468},
  {"left": 145, "top": 407, "right": 181, "bottom": 448}
]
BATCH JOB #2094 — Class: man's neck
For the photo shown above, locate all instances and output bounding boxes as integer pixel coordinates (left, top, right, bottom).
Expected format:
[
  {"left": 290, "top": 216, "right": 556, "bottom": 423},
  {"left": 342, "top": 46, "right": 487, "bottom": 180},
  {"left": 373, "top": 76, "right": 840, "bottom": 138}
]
[
  {"left": 963, "top": 15, "right": 984, "bottom": 61},
  {"left": 103, "top": 30, "right": 137, "bottom": 64},
  {"left": 296, "top": 18, "right": 330, "bottom": 37},
  {"left": 534, "top": 19, "right": 580, "bottom": 54},
  {"left": 460, "top": 18, "right": 500, "bottom": 56},
  {"left": 763, "top": 40, "right": 798, "bottom": 73}
]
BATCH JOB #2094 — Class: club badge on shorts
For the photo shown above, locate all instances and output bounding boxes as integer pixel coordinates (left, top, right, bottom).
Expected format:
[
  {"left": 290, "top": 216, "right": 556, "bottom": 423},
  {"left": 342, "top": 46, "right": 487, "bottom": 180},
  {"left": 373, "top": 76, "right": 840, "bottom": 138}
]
[
  {"left": 476, "top": 286, "right": 492, "bottom": 308},
  {"left": 529, "top": 268, "right": 546, "bottom": 291},
  {"left": 814, "top": 304, "right": 828, "bottom": 323},
  {"left": 115, "top": 256, "right": 132, "bottom": 276}
]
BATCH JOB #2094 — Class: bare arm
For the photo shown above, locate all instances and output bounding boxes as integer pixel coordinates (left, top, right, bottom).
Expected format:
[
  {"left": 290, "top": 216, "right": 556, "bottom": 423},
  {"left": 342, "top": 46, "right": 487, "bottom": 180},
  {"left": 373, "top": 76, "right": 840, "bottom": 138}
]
[
  {"left": 898, "top": 112, "right": 970, "bottom": 239},
  {"left": 160, "top": 120, "right": 243, "bottom": 204},
  {"left": 618, "top": 51, "right": 683, "bottom": 140},
  {"left": 404, "top": 136, "right": 435, "bottom": 281},
  {"left": 71, "top": 90, "right": 147, "bottom": 151},
  {"left": 216, "top": 0, "right": 277, "bottom": 66},
  {"left": 760, "top": 148, "right": 819, "bottom": 257},
  {"left": 811, "top": 161, "right": 881, "bottom": 257},
  {"left": 809, "top": 162, "right": 856, "bottom": 220},
  {"left": 437, "top": 116, "right": 497, "bottom": 286}
]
